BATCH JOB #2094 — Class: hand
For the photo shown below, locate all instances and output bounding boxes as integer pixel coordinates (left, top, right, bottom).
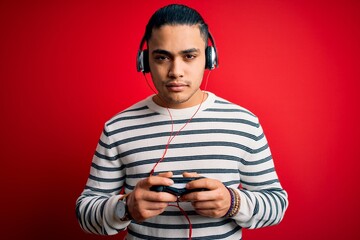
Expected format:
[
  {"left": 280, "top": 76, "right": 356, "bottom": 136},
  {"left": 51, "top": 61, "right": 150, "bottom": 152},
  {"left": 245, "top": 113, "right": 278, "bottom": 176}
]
[
  {"left": 180, "top": 172, "right": 232, "bottom": 218},
  {"left": 126, "top": 172, "right": 178, "bottom": 222}
]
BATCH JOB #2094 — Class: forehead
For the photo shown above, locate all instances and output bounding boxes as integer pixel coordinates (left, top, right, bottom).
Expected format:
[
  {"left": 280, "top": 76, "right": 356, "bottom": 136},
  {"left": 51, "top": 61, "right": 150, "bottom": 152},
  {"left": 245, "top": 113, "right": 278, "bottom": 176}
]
[{"left": 148, "top": 25, "right": 206, "bottom": 52}]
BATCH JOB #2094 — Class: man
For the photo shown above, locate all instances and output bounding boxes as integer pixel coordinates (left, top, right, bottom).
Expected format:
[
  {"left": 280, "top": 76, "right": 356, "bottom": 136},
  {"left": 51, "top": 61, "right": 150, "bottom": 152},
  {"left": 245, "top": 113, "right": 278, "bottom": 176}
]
[{"left": 76, "top": 4, "right": 288, "bottom": 239}]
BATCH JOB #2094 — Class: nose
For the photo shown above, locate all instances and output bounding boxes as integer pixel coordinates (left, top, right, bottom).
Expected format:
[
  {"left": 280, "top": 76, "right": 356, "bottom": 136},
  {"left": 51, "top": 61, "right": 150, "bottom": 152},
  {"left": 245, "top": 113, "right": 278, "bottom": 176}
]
[{"left": 168, "top": 58, "right": 184, "bottom": 78}]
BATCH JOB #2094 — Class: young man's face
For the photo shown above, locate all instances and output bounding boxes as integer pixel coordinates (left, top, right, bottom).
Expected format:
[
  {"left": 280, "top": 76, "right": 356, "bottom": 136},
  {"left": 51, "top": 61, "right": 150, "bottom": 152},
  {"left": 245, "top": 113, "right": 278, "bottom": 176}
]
[{"left": 148, "top": 24, "right": 207, "bottom": 109}]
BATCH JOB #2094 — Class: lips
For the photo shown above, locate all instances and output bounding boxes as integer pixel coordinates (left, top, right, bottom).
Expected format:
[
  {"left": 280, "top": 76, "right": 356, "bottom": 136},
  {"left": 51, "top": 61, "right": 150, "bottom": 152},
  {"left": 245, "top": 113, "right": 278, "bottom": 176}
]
[{"left": 166, "top": 82, "right": 188, "bottom": 92}]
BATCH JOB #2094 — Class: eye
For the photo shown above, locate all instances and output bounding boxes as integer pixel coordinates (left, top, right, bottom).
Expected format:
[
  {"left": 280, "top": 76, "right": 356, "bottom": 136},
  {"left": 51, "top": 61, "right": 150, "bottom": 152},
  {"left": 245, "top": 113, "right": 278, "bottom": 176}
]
[
  {"left": 154, "top": 55, "right": 169, "bottom": 62},
  {"left": 184, "top": 54, "right": 196, "bottom": 60}
]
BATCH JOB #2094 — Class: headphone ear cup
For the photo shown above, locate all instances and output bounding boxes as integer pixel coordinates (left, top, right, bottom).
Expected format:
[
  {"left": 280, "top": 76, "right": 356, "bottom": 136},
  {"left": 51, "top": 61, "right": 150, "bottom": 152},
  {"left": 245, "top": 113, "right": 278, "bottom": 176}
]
[
  {"left": 136, "top": 49, "right": 150, "bottom": 73},
  {"left": 205, "top": 46, "right": 216, "bottom": 70},
  {"left": 205, "top": 46, "right": 211, "bottom": 69},
  {"left": 142, "top": 49, "right": 150, "bottom": 73}
]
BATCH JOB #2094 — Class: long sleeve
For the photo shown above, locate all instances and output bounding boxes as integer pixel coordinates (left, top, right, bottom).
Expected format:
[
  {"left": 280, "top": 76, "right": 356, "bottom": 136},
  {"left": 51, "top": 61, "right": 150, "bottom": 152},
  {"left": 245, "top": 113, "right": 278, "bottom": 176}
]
[
  {"left": 75, "top": 93, "right": 288, "bottom": 239},
  {"left": 233, "top": 122, "right": 288, "bottom": 228},
  {"left": 75, "top": 125, "right": 130, "bottom": 235}
]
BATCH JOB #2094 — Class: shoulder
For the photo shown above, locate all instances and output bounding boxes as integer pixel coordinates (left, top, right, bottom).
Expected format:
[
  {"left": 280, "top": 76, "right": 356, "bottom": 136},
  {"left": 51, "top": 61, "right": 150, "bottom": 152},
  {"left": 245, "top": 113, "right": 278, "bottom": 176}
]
[
  {"left": 104, "top": 96, "right": 155, "bottom": 129},
  {"left": 207, "top": 93, "right": 259, "bottom": 122}
]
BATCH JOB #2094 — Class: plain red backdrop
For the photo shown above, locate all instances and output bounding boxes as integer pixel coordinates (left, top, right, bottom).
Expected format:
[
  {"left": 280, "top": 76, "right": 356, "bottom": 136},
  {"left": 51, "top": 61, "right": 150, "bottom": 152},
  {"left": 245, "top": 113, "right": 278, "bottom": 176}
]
[{"left": 1, "top": 0, "right": 359, "bottom": 239}]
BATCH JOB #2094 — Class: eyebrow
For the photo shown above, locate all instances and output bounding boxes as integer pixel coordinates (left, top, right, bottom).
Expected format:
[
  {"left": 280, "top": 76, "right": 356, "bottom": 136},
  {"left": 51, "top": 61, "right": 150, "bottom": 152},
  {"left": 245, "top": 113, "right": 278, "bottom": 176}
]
[
  {"left": 181, "top": 48, "right": 200, "bottom": 54},
  {"left": 152, "top": 48, "right": 200, "bottom": 55}
]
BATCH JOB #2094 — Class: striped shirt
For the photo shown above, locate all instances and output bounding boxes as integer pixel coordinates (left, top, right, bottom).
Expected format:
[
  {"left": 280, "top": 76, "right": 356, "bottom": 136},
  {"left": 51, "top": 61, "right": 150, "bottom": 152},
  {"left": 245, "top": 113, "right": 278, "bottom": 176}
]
[{"left": 76, "top": 92, "right": 288, "bottom": 239}]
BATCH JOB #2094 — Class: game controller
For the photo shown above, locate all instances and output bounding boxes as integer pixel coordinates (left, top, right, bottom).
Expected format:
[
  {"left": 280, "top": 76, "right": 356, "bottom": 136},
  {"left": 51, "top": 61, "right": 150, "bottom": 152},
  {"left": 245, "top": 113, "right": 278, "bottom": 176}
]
[{"left": 150, "top": 177, "right": 208, "bottom": 196}]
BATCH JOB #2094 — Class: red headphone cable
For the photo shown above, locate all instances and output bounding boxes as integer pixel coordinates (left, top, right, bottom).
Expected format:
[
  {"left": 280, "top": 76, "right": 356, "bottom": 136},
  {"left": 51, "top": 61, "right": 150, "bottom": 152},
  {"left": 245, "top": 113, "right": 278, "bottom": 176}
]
[{"left": 143, "top": 71, "right": 212, "bottom": 240}]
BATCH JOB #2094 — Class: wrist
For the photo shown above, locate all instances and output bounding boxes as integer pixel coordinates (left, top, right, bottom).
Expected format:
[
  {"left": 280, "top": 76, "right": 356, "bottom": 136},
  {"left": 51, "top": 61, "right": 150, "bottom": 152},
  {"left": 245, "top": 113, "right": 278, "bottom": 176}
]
[
  {"left": 224, "top": 188, "right": 240, "bottom": 218},
  {"left": 115, "top": 194, "right": 133, "bottom": 221}
]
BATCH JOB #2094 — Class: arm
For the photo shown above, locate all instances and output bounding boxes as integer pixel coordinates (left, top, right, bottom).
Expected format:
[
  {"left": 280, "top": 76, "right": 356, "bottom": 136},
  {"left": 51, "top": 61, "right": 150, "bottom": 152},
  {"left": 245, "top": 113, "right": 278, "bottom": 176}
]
[
  {"left": 182, "top": 122, "right": 288, "bottom": 228},
  {"left": 75, "top": 125, "right": 128, "bottom": 235},
  {"left": 75, "top": 125, "right": 178, "bottom": 235},
  {"left": 233, "top": 122, "right": 288, "bottom": 228}
]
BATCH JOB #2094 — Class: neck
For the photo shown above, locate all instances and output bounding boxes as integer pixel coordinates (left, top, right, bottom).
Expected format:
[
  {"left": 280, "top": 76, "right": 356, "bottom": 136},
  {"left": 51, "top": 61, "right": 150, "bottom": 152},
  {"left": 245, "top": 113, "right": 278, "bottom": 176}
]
[{"left": 153, "top": 91, "right": 208, "bottom": 109}]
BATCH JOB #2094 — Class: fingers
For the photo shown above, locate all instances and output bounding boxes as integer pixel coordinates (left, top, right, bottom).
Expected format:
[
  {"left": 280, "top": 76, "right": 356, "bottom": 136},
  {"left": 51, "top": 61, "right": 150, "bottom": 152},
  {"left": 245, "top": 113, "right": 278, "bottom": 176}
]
[
  {"left": 138, "top": 172, "right": 174, "bottom": 190},
  {"left": 128, "top": 173, "right": 232, "bottom": 221},
  {"left": 180, "top": 188, "right": 229, "bottom": 218},
  {"left": 182, "top": 172, "right": 200, "bottom": 178},
  {"left": 180, "top": 188, "right": 216, "bottom": 202},
  {"left": 136, "top": 173, "right": 176, "bottom": 203},
  {"left": 181, "top": 178, "right": 222, "bottom": 202},
  {"left": 126, "top": 172, "right": 177, "bottom": 222},
  {"left": 158, "top": 171, "right": 174, "bottom": 178},
  {"left": 179, "top": 178, "right": 232, "bottom": 218},
  {"left": 186, "top": 176, "right": 217, "bottom": 191},
  {"left": 127, "top": 191, "right": 171, "bottom": 222}
]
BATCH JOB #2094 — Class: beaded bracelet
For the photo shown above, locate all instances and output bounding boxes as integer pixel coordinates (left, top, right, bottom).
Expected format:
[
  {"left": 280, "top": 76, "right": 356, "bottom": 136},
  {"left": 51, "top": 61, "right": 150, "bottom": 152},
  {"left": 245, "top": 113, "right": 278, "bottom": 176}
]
[
  {"left": 224, "top": 188, "right": 240, "bottom": 218},
  {"left": 228, "top": 188, "right": 240, "bottom": 218},
  {"left": 224, "top": 187, "right": 235, "bottom": 218}
]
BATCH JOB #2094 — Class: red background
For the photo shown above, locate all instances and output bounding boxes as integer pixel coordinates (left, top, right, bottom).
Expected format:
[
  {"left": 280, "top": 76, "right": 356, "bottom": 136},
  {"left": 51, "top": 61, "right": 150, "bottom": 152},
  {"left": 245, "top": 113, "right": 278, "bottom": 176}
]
[{"left": 1, "top": 0, "right": 359, "bottom": 239}]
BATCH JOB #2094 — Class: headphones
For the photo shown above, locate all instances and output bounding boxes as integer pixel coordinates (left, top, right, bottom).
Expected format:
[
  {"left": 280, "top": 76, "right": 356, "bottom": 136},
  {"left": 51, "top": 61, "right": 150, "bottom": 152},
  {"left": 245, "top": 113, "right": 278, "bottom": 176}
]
[{"left": 136, "top": 31, "right": 218, "bottom": 73}]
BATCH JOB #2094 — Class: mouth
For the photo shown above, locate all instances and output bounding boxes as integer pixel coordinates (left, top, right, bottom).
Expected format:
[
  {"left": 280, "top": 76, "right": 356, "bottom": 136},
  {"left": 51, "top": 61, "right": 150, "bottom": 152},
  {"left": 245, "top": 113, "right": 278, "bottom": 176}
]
[{"left": 165, "top": 81, "right": 188, "bottom": 92}]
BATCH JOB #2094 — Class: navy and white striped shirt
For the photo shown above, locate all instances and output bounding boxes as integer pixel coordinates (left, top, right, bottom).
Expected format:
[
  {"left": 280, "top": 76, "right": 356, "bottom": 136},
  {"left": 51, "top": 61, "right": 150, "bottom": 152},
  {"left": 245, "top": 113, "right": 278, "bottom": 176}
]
[{"left": 76, "top": 92, "right": 288, "bottom": 239}]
